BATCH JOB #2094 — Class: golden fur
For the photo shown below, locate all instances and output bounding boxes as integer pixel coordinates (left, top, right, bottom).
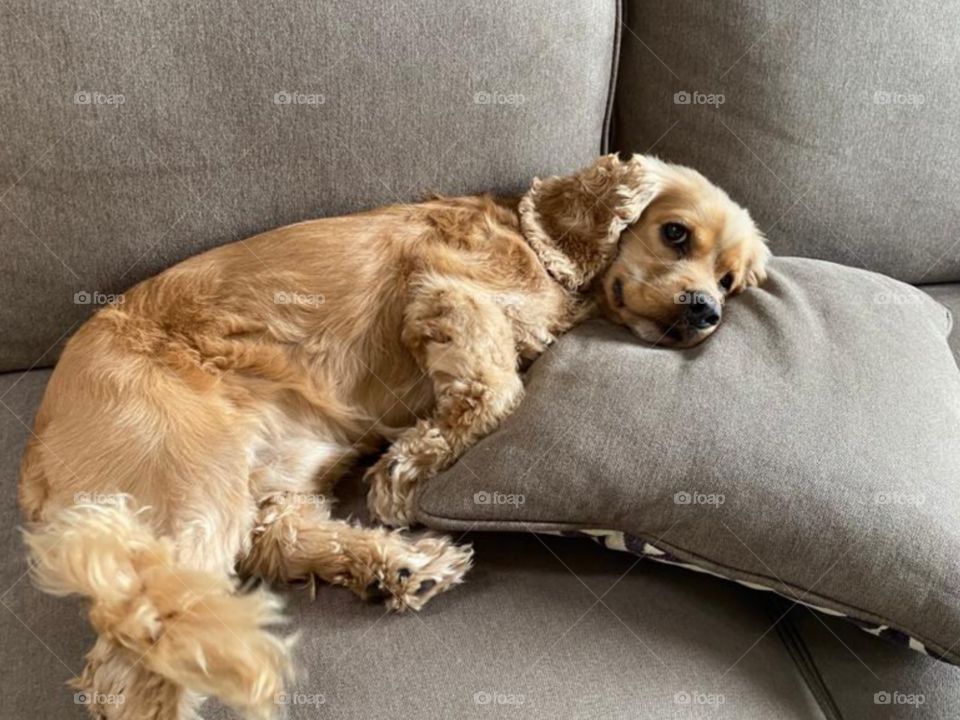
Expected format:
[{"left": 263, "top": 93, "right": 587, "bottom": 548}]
[{"left": 18, "top": 154, "right": 769, "bottom": 718}]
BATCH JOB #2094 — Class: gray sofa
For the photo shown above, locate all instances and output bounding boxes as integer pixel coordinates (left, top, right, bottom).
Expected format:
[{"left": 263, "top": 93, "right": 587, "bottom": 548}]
[{"left": 1, "top": 1, "right": 958, "bottom": 718}]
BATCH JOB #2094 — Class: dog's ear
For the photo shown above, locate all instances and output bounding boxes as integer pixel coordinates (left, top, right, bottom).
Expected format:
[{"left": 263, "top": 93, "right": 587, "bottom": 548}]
[
  {"left": 733, "top": 216, "right": 771, "bottom": 292},
  {"left": 519, "top": 154, "right": 660, "bottom": 290},
  {"left": 743, "top": 239, "right": 771, "bottom": 289}
]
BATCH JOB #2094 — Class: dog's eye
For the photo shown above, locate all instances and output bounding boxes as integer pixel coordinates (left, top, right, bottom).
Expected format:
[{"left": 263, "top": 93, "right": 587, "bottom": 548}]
[
  {"left": 720, "top": 273, "right": 734, "bottom": 291},
  {"left": 661, "top": 223, "right": 689, "bottom": 247}
]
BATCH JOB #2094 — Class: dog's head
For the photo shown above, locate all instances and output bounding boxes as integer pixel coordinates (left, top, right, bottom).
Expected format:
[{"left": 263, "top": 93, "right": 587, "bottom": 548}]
[{"left": 519, "top": 154, "right": 770, "bottom": 347}]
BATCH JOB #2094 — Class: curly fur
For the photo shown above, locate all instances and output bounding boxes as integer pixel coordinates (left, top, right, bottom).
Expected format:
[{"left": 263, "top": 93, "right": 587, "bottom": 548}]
[
  {"left": 18, "top": 154, "right": 769, "bottom": 719},
  {"left": 24, "top": 500, "right": 292, "bottom": 719}
]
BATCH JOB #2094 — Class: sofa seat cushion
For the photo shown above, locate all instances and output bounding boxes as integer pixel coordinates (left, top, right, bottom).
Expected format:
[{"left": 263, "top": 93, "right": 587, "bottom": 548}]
[
  {"left": 780, "top": 601, "right": 960, "bottom": 720},
  {"left": 0, "top": 370, "right": 832, "bottom": 719}
]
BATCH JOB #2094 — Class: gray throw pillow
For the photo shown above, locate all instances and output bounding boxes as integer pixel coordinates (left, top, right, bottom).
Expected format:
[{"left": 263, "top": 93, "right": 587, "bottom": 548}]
[{"left": 415, "top": 257, "right": 960, "bottom": 665}]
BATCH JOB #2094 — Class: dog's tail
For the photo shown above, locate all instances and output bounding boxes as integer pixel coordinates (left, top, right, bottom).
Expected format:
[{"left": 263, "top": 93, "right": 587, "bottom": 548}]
[{"left": 23, "top": 500, "right": 294, "bottom": 719}]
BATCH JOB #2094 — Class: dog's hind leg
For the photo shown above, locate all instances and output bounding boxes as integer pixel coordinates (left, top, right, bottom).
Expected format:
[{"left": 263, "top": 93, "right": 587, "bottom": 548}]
[
  {"left": 20, "top": 339, "right": 293, "bottom": 719},
  {"left": 239, "top": 495, "right": 472, "bottom": 611},
  {"left": 367, "top": 282, "right": 524, "bottom": 526}
]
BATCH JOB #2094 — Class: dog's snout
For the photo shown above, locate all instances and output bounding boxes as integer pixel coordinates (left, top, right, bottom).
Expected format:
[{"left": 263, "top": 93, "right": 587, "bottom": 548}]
[{"left": 684, "top": 291, "right": 721, "bottom": 329}]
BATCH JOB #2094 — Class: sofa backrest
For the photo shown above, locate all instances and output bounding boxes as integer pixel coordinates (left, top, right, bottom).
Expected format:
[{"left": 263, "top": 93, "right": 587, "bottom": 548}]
[
  {"left": 613, "top": 0, "right": 960, "bottom": 288},
  {"left": 0, "top": 0, "right": 619, "bottom": 372}
]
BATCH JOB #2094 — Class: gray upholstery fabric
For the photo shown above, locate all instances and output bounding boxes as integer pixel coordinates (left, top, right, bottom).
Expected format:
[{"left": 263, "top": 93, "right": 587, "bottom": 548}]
[
  {"left": 613, "top": 0, "right": 960, "bottom": 285},
  {"left": 920, "top": 283, "right": 960, "bottom": 358},
  {"left": 416, "top": 257, "right": 960, "bottom": 663},
  {"left": 0, "top": 371, "right": 829, "bottom": 720},
  {"left": 780, "top": 602, "right": 960, "bottom": 720},
  {"left": 0, "top": 0, "right": 618, "bottom": 373}
]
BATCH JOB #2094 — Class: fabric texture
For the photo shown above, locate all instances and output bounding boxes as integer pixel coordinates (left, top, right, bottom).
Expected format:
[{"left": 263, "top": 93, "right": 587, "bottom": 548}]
[
  {"left": 919, "top": 283, "right": 960, "bottom": 357},
  {"left": 0, "top": 372, "right": 829, "bottom": 720},
  {"left": 416, "top": 257, "right": 960, "bottom": 665},
  {"left": 780, "top": 601, "right": 960, "bottom": 720},
  {"left": 612, "top": 0, "right": 960, "bottom": 285},
  {"left": 0, "top": 0, "right": 618, "bottom": 372}
]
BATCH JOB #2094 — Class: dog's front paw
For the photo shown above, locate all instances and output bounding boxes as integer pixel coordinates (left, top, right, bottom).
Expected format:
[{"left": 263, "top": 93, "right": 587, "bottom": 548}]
[
  {"left": 362, "top": 535, "right": 474, "bottom": 612},
  {"left": 366, "top": 452, "right": 418, "bottom": 527},
  {"left": 366, "top": 426, "right": 451, "bottom": 527}
]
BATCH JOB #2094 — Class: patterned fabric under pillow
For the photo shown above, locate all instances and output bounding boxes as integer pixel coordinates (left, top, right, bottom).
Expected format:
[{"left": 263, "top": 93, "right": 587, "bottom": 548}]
[
  {"left": 559, "top": 529, "right": 948, "bottom": 662},
  {"left": 415, "top": 257, "right": 960, "bottom": 665}
]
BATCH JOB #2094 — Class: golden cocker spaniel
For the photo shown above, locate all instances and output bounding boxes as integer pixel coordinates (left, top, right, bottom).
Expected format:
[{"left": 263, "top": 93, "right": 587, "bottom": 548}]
[{"left": 19, "top": 154, "right": 769, "bottom": 719}]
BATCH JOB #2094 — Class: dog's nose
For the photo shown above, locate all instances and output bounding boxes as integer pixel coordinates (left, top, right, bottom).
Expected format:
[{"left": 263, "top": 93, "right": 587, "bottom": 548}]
[{"left": 685, "top": 291, "right": 721, "bottom": 329}]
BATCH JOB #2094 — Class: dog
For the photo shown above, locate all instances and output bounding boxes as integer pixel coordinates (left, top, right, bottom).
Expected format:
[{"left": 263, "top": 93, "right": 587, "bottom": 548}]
[{"left": 18, "top": 153, "right": 769, "bottom": 719}]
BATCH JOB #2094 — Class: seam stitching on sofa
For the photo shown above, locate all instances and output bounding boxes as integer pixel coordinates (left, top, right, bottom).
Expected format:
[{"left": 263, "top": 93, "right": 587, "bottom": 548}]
[
  {"left": 600, "top": 0, "right": 623, "bottom": 154},
  {"left": 771, "top": 599, "right": 845, "bottom": 720}
]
